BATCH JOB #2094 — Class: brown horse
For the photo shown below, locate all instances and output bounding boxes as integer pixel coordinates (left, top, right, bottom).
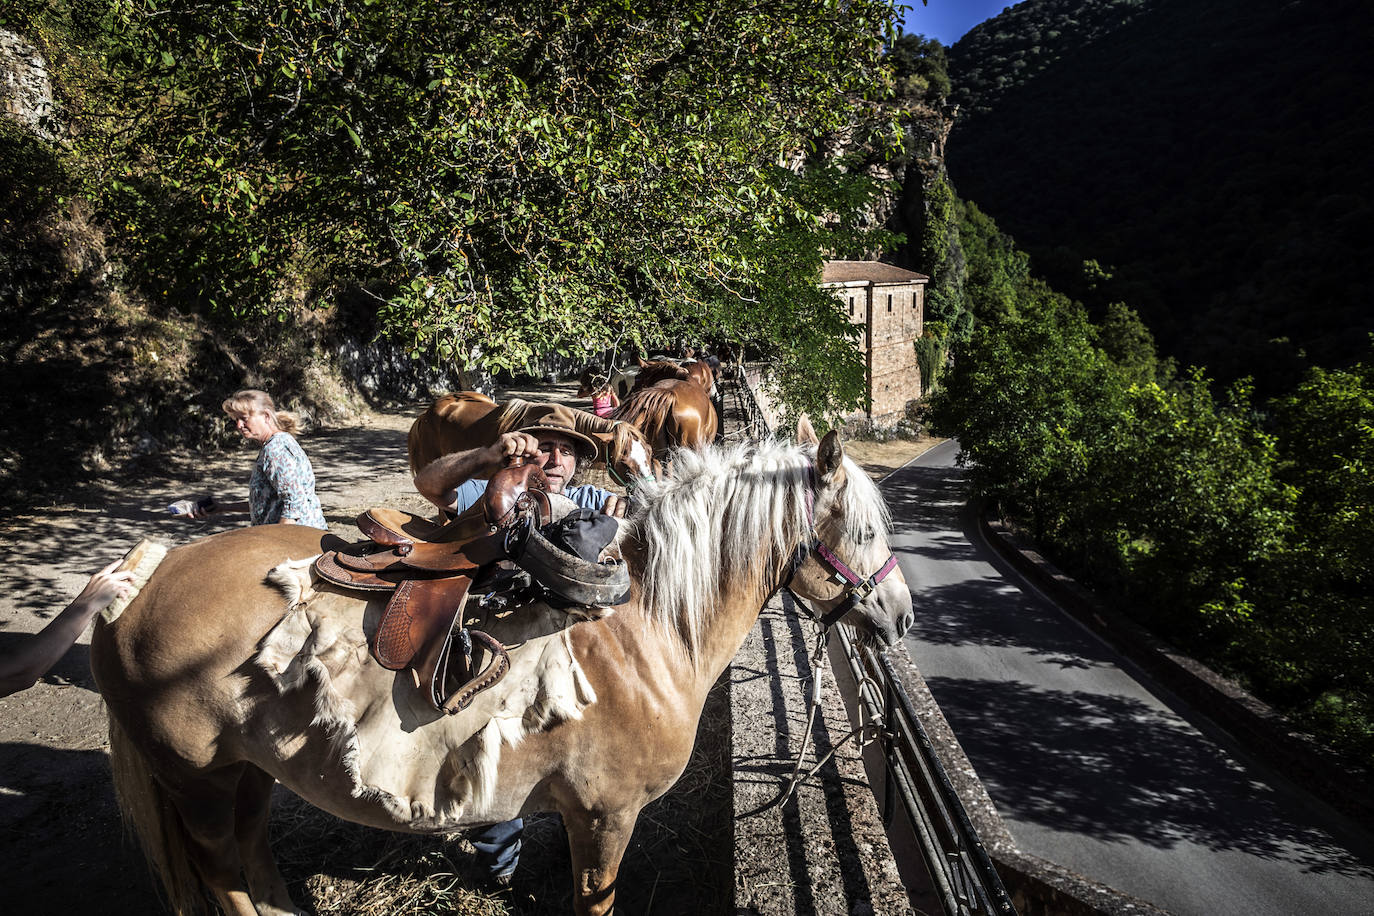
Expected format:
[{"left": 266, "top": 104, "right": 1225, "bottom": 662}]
[
  {"left": 611, "top": 377, "right": 718, "bottom": 457},
  {"left": 407, "top": 392, "right": 654, "bottom": 483},
  {"left": 90, "top": 425, "right": 912, "bottom": 916},
  {"left": 631, "top": 356, "right": 716, "bottom": 399}
]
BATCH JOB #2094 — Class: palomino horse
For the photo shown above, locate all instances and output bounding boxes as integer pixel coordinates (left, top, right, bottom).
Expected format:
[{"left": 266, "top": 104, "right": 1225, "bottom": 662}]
[
  {"left": 407, "top": 391, "right": 654, "bottom": 483},
  {"left": 90, "top": 424, "right": 912, "bottom": 916},
  {"left": 611, "top": 378, "right": 718, "bottom": 457}
]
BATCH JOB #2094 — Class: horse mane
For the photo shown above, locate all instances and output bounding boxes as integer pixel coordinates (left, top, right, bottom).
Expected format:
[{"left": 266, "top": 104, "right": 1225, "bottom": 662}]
[
  {"left": 610, "top": 386, "right": 676, "bottom": 442},
  {"left": 624, "top": 438, "right": 890, "bottom": 659}
]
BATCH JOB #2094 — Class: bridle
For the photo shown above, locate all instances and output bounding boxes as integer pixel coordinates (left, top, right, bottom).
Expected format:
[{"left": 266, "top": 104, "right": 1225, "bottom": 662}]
[
  {"left": 743, "top": 460, "right": 902, "bottom": 819},
  {"left": 782, "top": 463, "right": 900, "bottom": 629}
]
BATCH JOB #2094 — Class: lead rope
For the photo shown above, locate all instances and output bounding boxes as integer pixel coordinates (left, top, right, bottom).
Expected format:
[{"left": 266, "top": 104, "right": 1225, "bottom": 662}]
[{"left": 737, "top": 622, "right": 890, "bottom": 819}]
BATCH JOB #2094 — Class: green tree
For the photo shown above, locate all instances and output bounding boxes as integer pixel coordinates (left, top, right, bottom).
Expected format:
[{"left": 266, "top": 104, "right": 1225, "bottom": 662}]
[
  {"left": 955, "top": 198, "right": 1029, "bottom": 323},
  {"left": 1097, "top": 377, "right": 1293, "bottom": 642},
  {"left": 887, "top": 31, "right": 950, "bottom": 101},
  {"left": 929, "top": 282, "right": 1118, "bottom": 540},
  {"left": 1263, "top": 350, "right": 1374, "bottom": 756},
  {"left": 1096, "top": 300, "right": 1167, "bottom": 386},
  {"left": 85, "top": 0, "right": 901, "bottom": 408}
]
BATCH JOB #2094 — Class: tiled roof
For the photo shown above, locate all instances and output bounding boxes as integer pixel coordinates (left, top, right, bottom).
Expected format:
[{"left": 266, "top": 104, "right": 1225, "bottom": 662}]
[{"left": 822, "top": 260, "right": 929, "bottom": 284}]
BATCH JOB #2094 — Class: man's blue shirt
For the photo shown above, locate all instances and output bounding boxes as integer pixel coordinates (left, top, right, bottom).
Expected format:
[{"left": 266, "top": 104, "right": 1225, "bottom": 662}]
[{"left": 450, "top": 478, "right": 611, "bottom": 515}]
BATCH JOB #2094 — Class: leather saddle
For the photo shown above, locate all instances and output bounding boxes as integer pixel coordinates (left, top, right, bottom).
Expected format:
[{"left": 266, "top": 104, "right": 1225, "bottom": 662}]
[{"left": 314, "top": 459, "right": 630, "bottom": 715}]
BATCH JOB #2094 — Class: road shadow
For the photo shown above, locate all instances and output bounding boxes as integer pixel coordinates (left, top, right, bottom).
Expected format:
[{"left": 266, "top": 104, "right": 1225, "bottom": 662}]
[{"left": 924, "top": 674, "right": 1374, "bottom": 879}]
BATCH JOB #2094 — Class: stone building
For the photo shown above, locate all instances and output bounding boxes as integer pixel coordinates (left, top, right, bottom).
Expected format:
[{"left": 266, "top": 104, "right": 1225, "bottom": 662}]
[{"left": 821, "top": 260, "right": 928, "bottom": 419}]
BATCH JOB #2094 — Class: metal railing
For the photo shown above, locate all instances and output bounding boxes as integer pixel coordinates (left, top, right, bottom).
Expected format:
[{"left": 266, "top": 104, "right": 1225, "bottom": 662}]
[
  {"left": 833, "top": 629, "right": 1017, "bottom": 916},
  {"left": 731, "top": 365, "right": 1017, "bottom": 916},
  {"left": 720, "top": 362, "right": 774, "bottom": 442}
]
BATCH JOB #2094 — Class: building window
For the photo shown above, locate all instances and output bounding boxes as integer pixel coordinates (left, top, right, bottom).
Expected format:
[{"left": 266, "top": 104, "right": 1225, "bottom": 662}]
[
  {"left": 848, "top": 297, "right": 854, "bottom": 317},
  {"left": 887, "top": 294, "right": 892, "bottom": 312},
  {"left": 911, "top": 290, "right": 917, "bottom": 309}
]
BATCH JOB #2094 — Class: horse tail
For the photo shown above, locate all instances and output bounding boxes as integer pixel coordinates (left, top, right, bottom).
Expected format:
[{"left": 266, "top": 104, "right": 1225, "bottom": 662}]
[{"left": 108, "top": 713, "right": 205, "bottom": 914}]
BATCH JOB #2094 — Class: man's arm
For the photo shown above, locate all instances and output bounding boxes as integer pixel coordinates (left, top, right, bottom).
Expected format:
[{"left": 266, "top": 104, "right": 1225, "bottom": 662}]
[{"left": 414, "top": 432, "right": 541, "bottom": 513}]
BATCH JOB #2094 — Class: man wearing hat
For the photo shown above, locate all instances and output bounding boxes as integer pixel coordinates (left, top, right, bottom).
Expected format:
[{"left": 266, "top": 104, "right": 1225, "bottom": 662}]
[
  {"left": 415, "top": 420, "right": 623, "bottom": 520},
  {"left": 412, "top": 416, "right": 622, "bottom": 886}
]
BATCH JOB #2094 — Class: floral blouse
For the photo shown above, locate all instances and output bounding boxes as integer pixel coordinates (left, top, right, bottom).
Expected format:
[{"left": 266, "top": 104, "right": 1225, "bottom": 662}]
[{"left": 249, "top": 433, "right": 326, "bottom": 528}]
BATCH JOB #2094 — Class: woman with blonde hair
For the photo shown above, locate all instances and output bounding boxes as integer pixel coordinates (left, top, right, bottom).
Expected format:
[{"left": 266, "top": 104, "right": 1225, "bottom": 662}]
[{"left": 182, "top": 389, "right": 326, "bottom": 529}]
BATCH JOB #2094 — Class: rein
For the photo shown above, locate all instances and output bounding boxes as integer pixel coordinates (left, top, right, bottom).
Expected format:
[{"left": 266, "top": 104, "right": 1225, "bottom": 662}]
[
  {"left": 737, "top": 621, "right": 890, "bottom": 820},
  {"left": 741, "top": 460, "right": 899, "bottom": 818}
]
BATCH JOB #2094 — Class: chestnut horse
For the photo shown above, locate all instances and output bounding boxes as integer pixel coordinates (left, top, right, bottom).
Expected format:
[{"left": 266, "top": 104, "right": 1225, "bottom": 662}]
[
  {"left": 632, "top": 356, "right": 715, "bottom": 399},
  {"left": 611, "top": 378, "right": 718, "bottom": 457},
  {"left": 407, "top": 391, "right": 654, "bottom": 483},
  {"left": 90, "top": 426, "right": 912, "bottom": 916}
]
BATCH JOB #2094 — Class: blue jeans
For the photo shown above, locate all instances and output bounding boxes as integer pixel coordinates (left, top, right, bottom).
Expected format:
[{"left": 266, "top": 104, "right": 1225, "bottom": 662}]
[{"left": 472, "top": 818, "right": 523, "bottom": 880}]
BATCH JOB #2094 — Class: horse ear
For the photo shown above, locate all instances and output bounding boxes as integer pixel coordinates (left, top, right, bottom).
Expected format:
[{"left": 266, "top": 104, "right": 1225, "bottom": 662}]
[
  {"left": 817, "top": 430, "right": 847, "bottom": 483},
  {"left": 637, "top": 356, "right": 649, "bottom": 369},
  {"left": 796, "top": 413, "right": 819, "bottom": 445}
]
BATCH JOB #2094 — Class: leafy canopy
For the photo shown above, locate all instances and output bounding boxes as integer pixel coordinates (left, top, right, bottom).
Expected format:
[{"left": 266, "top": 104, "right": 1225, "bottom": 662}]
[{"left": 88, "top": 0, "right": 902, "bottom": 412}]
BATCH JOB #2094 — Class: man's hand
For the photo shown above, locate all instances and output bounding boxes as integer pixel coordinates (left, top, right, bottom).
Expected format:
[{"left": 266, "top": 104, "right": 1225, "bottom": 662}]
[
  {"left": 600, "top": 495, "right": 627, "bottom": 519},
  {"left": 416, "top": 433, "right": 543, "bottom": 514},
  {"left": 486, "top": 432, "right": 541, "bottom": 468}
]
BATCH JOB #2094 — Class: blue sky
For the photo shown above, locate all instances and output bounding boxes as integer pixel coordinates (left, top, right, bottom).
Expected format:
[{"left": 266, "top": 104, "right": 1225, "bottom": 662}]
[{"left": 898, "top": 0, "right": 1017, "bottom": 46}]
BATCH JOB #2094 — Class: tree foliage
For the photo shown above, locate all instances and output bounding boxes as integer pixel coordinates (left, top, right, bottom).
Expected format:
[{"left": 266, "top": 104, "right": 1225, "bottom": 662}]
[
  {"left": 1260, "top": 350, "right": 1374, "bottom": 750},
  {"left": 931, "top": 211, "right": 1373, "bottom": 766},
  {"left": 886, "top": 31, "right": 950, "bottom": 102},
  {"left": 84, "top": 0, "right": 901, "bottom": 410}
]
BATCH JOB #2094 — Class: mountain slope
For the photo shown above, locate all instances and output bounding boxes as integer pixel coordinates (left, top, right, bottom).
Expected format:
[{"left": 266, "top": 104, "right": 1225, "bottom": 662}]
[{"left": 946, "top": 0, "right": 1374, "bottom": 392}]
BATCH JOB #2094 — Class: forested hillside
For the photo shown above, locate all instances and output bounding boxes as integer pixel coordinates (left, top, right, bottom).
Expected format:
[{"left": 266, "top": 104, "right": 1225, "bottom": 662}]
[
  {"left": 883, "top": 9, "right": 1374, "bottom": 775},
  {"left": 945, "top": 0, "right": 1374, "bottom": 394}
]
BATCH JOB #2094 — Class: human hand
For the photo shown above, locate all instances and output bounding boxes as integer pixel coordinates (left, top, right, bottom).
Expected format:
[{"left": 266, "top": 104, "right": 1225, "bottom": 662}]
[
  {"left": 168, "top": 496, "right": 216, "bottom": 519},
  {"left": 74, "top": 560, "right": 137, "bottom": 610},
  {"left": 600, "top": 495, "right": 627, "bottom": 519},
  {"left": 488, "top": 432, "right": 541, "bottom": 468}
]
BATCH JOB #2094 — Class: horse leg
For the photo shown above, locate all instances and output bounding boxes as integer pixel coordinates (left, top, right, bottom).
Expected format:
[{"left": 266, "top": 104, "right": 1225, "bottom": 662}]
[
  {"left": 167, "top": 765, "right": 294, "bottom": 916},
  {"left": 562, "top": 806, "right": 639, "bottom": 916},
  {"left": 234, "top": 765, "right": 303, "bottom": 915}
]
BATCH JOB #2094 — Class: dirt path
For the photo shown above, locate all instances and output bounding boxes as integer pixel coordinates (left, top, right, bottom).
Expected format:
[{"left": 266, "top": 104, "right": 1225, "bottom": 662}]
[{"left": 0, "top": 383, "right": 935, "bottom": 914}]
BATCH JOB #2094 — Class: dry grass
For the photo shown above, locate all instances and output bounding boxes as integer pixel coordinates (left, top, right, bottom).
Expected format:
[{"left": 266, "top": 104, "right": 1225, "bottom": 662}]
[{"left": 844, "top": 435, "right": 942, "bottom": 482}]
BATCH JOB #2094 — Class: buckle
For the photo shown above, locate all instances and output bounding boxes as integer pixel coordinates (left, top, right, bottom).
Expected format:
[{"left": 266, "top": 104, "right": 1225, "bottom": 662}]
[
  {"left": 852, "top": 578, "right": 876, "bottom": 600},
  {"left": 502, "top": 515, "right": 533, "bottom": 558}
]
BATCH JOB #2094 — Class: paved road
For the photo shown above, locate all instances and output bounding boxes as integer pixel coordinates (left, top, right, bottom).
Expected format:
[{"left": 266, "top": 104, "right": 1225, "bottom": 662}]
[{"left": 887, "top": 439, "right": 1374, "bottom": 916}]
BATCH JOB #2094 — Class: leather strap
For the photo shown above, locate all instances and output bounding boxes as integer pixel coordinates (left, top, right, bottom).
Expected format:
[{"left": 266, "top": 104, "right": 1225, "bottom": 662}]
[
  {"left": 373, "top": 574, "right": 475, "bottom": 672},
  {"left": 439, "top": 630, "right": 511, "bottom": 714}
]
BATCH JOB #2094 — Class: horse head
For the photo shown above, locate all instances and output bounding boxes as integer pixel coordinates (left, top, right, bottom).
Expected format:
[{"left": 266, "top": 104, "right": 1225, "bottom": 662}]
[
  {"left": 786, "top": 417, "right": 914, "bottom": 648},
  {"left": 606, "top": 421, "right": 657, "bottom": 483},
  {"left": 631, "top": 359, "right": 690, "bottom": 391}
]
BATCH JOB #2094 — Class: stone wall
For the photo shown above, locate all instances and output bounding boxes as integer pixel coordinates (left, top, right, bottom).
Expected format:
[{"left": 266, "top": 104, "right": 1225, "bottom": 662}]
[
  {"left": 833, "top": 277, "right": 926, "bottom": 419},
  {"left": 1, "top": 29, "right": 55, "bottom": 139},
  {"left": 868, "top": 282, "right": 924, "bottom": 418}
]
